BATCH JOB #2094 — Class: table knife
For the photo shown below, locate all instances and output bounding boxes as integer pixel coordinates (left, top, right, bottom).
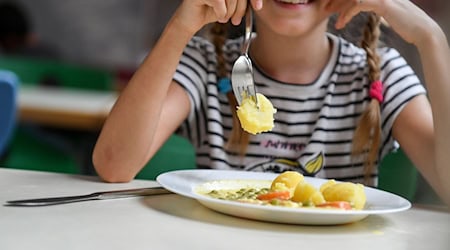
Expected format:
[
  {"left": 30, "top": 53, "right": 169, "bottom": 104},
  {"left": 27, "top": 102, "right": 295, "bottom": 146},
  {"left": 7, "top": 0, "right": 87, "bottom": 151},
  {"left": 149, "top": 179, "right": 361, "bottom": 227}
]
[{"left": 4, "top": 186, "right": 172, "bottom": 206}]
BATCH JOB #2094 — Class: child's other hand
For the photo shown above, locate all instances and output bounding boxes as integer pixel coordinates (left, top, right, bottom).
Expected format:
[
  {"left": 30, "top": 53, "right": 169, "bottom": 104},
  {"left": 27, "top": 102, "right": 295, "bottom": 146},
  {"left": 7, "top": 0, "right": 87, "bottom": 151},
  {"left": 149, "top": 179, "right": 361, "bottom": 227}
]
[
  {"left": 325, "top": 0, "right": 443, "bottom": 47},
  {"left": 173, "top": 0, "right": 263, "bottom": 35}
]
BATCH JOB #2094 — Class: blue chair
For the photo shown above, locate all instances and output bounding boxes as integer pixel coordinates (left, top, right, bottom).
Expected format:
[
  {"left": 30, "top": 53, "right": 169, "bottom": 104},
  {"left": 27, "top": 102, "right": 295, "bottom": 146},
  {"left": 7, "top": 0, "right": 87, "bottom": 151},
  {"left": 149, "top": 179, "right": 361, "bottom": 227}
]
[{"left": 0, "top": 70, "right": 18, "bottom": 157}]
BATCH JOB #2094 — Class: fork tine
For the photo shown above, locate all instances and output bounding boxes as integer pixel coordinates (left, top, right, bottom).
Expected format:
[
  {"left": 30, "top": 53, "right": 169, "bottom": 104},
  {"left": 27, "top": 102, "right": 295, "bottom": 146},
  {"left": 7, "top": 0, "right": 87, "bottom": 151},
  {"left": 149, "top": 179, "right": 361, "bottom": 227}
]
[
  {"left": 230, "top": 7, "right": 258, "bottom": 107},
  {"left": 247, "top": 86, "right": 257, "bottom": 102},
  {"left": 235, "top": 85, "right": 257, "bottom": 105}
]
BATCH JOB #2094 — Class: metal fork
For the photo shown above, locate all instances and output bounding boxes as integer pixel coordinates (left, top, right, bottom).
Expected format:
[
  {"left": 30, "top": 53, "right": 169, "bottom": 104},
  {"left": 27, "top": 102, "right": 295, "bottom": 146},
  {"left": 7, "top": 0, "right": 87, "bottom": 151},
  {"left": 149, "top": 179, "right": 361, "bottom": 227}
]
[{"left": 231, "top": 6, "right": 258, "bottom": 106}]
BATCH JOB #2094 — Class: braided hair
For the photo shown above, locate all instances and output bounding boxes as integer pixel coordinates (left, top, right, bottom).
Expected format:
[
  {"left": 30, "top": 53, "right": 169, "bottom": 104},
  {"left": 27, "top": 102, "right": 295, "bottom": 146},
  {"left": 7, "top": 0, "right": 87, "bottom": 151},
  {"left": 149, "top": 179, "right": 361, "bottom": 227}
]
[{"left": 352, "top": 13, "right": 383, "bottom": 185}]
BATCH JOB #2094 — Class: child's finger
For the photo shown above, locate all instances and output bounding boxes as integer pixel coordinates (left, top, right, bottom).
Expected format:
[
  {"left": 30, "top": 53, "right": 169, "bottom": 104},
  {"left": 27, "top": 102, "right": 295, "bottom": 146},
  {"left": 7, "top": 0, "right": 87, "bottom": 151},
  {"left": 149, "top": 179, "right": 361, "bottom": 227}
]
[
  {"left": 325, "top": 0, "right": 354, "bottom": 12},
  {"left": 224, "top": 0, "right": 238, "bottom": 22},
  {"left": 231, "top": 0, "right": 247, "bottom": 25},
  {"left": 251, "top": 0, "right": 263, "bottom": 10},
  {"left": 336, "top": 5, "right": 361, "bottom": 29},
  {"left": 335, "top": 0, "right": 376, "bottom": 29},
  {"left": 208, "top": 0, "right": 228, "bottom": 23}
]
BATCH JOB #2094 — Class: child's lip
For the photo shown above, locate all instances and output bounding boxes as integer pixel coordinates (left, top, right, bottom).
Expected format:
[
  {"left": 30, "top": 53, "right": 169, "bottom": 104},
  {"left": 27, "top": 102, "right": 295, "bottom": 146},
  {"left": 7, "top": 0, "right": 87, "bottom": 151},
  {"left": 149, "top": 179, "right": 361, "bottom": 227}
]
[{"left": 276, "top": 0, "right": 311, "bottom": 4}]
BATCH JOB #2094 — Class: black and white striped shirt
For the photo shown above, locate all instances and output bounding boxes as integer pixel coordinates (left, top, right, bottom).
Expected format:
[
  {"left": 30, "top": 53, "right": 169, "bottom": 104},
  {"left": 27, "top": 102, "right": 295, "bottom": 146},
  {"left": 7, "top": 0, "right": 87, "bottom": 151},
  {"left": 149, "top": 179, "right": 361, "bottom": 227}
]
[{"left": 173, "top": 33, "right": 426, "bottom": 184}]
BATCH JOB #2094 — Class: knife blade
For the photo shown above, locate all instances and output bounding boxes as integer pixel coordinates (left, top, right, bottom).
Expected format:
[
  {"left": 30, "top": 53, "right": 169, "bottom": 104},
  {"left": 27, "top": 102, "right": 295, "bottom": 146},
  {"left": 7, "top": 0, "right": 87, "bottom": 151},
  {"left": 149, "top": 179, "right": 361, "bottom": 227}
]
[{"left": 4, "top": 186, "right": 172, "bottom": 207}]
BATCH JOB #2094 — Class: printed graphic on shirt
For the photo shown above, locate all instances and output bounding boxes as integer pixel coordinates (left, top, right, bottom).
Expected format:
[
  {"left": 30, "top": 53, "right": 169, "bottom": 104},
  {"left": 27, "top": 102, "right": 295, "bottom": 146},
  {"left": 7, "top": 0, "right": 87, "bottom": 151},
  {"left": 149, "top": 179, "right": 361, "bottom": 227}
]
[
  {"left": 261, "top": 139, "right": 306, "bottom": 152},
  {"left": 244, "top": 151, "right": 324, "bottom": 176}
]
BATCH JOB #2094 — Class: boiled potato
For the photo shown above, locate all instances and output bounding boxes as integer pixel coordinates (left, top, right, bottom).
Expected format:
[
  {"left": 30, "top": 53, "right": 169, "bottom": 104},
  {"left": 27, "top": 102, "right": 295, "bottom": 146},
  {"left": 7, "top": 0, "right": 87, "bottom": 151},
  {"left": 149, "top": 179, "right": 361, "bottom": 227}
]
[
  {"left": 321, "top": 182, "right": 366, "bottom": 210},
  {"left": 320, "top": 179, "right": 337, "bottom": 193},
  {"left": 292, "top": 181, "right": 325, "bottom": 205},
  {"left": 236, "top": 93, "right": 276, "bottom": 134},
  {"left": 270, "top": 171, "right": 304, "bottom": 197}
]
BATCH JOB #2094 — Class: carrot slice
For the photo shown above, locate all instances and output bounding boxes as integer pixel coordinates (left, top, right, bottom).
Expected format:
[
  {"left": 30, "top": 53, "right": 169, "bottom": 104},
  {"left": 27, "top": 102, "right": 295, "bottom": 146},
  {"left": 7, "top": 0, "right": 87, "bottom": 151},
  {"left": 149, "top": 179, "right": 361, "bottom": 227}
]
[
  {"left": 257, "top": 191, "right": 291, "bottom": 201},
  {"left": 316, "top": 201, "right": 352, "bottom": 210}
]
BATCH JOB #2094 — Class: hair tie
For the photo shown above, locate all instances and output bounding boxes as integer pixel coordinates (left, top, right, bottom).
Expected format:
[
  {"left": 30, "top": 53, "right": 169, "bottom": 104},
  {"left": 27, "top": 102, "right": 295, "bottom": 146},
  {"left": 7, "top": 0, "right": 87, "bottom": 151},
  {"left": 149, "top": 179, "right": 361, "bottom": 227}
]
[
  {"left": 218, "top": 77, "right": 231, "bottom": 94},
  {"left": 369, "top": 80, "right": 383, "bottom": 103}
]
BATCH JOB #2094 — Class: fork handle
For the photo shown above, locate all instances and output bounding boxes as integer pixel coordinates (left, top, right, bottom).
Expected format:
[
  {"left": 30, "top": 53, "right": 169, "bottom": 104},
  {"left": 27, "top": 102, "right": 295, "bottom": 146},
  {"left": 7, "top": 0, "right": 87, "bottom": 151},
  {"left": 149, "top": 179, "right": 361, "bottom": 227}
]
[{"left": 242, "top": 6, "right": 253, "bottom": 55}]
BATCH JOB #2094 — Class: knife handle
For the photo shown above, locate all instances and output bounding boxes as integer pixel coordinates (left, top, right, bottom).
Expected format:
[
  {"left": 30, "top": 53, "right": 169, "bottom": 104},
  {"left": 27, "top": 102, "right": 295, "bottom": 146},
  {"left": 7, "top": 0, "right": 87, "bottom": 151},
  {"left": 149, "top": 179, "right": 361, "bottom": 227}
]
[{"left": 95, "top": 187, "right": 172, "bottom": 199}]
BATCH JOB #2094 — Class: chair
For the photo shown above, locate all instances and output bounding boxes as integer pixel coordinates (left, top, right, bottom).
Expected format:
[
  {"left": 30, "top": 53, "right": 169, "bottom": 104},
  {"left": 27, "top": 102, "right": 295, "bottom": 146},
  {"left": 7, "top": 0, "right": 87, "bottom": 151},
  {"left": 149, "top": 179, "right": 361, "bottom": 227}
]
[
  {"left": 378, "top": 148, "right": 418, "bottom": 201},
  {"left": 136, "top": 134, "right": 196, "bottom": 180},
  {"left": 0, "top": 70, "right": 18, "bottom": 157}
]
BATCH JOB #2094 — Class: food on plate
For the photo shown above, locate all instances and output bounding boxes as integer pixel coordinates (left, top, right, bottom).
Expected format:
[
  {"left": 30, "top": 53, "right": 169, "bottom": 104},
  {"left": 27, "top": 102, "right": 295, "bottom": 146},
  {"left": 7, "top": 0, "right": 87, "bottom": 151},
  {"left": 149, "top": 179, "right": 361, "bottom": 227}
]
[
  {"left": 236, "top": 93, "right": 276, "bottom": 134},
  {"left": 321, "top": 181, "right": 367, "bottom": 210},
  {"left": 199, "top": 172, "right": 367, "bottom": 210},
  {"left": 292, "top": 180, "right": 326, "bottom": 205},
  {"left": 270, "top": 171, "right": 304, "bottom": 197}
]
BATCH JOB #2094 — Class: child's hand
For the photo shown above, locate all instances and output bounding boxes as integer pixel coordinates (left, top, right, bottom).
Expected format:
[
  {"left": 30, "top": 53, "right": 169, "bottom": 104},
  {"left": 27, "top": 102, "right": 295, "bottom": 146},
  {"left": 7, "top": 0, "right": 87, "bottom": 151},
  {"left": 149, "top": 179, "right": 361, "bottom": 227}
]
[
  {"left": 172, "top": 0, "right": 263, "bottom": 36},
  {"left": 325, "top": 0, "right": 443, "bottom": 47}
]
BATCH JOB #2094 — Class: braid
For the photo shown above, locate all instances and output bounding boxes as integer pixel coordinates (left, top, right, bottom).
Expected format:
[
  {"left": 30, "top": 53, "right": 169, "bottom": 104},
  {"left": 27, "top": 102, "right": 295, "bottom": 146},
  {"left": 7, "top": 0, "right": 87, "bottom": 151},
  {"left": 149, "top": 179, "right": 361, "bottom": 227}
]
[
  {"left": 210, "top": 23, "right": 249, "bottom": 155},
  {"left": 361, "top": 14, "right": 381, "bottom": 83},
  {"left": 352, "top": 13, "right": 382, "bottom": 186},
  {"left": 211, "top": 23, "right": 228, "bottom": 78}
]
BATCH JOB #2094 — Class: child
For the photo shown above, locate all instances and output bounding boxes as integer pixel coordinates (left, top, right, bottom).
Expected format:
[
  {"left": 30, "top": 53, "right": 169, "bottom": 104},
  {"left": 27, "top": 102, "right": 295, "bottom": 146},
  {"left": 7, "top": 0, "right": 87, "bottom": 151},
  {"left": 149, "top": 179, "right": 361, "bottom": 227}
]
[{"left": 92, "top": 0, "right": 450, "bottom": 205}]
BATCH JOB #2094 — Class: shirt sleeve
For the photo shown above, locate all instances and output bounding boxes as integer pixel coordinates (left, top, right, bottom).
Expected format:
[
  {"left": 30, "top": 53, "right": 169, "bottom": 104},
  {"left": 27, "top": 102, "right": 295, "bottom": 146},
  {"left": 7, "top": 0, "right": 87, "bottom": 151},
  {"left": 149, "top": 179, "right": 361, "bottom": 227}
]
[
  {"left": 172, "top": 37, "right": 213, "bottom": 147},
  {"left": 378, "top": 47, "right": 427, "bottom": 158}
]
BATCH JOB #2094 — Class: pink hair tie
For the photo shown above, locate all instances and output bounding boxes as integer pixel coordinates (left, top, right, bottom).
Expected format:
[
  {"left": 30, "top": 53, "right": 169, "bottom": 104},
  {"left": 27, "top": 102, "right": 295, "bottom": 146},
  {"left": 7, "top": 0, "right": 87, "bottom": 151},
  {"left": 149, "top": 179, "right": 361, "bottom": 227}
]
[{"left": 369, "top": 80, "right": 384, "bottom": 103}]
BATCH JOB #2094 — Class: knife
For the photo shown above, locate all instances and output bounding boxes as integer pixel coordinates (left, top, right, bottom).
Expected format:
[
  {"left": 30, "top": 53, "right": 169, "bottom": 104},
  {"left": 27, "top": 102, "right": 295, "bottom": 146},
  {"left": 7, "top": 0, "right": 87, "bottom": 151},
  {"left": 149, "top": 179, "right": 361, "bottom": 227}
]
[{"left": 4, "top": 186, "right": 172, "bottom": 207}]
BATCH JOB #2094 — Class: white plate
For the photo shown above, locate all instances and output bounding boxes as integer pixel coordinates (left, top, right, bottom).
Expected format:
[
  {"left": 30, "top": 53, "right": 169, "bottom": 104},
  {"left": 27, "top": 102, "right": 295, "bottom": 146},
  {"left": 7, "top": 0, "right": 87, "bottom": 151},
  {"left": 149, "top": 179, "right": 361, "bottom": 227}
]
[{"left": 157, "top": 169, "right": 411, "bottom": 225}]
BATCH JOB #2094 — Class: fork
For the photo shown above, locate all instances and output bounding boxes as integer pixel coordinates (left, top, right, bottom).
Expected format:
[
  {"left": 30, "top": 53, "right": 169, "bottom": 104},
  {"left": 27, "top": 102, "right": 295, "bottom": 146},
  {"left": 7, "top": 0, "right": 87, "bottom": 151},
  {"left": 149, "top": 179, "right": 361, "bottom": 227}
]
[{"left": 231, "top": 6, "right": 258, "bottom": 107}]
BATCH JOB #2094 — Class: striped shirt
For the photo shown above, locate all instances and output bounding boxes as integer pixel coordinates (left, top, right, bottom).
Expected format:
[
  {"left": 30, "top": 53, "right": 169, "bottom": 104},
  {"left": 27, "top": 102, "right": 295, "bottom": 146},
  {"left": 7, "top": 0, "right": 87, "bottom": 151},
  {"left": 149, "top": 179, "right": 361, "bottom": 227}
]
[{"left": 173, "top": 33, "right": 426, "bottom": 184}]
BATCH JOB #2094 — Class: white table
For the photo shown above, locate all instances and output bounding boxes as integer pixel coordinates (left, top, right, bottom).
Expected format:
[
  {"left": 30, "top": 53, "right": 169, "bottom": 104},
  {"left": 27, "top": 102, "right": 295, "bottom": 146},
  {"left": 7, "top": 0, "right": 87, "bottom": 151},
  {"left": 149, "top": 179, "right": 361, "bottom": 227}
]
[
  {"left": 18, "top": 85, "right": 118, "bottom": 130},
  {"left": 1, "top": 168, "right": 449, "bottom": 250}
]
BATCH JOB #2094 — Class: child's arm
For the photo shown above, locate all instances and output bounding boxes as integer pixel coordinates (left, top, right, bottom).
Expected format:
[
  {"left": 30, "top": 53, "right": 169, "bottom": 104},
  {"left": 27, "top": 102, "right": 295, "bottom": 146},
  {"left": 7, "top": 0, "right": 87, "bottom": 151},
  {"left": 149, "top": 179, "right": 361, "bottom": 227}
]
[
  {"left": 93, "top": 1, "right": 261, "bottom": 182},
  {"left": 328, "top": 0, "right": 450, "bottom": 205},
  {"left": 409, "top": 23, "right": 450, "bottom": 206}
]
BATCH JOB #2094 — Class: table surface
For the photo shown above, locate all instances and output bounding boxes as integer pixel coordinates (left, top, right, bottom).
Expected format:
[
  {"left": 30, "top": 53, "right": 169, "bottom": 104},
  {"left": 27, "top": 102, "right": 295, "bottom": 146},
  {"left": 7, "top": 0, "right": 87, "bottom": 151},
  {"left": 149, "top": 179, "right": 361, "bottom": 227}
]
[
  {"left": 18, "top": 85, "right": 118, "bottom": 130},
  {"left": 1, "top": 168, "right": 449, "bottom": 250}
]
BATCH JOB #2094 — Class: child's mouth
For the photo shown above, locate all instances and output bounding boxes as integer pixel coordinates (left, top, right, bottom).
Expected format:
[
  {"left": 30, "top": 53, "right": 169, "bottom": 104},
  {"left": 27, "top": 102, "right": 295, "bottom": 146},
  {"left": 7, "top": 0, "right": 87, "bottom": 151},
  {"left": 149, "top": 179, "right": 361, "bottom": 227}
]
[{"left": 275, "top": 0, "right": 311, "bottom": 4}]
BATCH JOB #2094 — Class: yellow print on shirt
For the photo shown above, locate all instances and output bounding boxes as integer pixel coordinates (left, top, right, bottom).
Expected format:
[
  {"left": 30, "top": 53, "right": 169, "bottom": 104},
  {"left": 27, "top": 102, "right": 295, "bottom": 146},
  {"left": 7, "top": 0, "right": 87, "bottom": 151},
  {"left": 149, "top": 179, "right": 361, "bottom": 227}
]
[{"left": 245, "top": 151, "right": 324, "bottom": 176}]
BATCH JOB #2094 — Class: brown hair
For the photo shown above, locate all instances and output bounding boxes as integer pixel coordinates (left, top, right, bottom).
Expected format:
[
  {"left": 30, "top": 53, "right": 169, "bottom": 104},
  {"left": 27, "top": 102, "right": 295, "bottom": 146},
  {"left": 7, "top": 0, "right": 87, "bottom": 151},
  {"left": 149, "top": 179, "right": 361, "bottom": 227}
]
[
  {"left": 210, "top": 13, "right": 383, "bottom": 183},
  {"left": 352, "top": 13, "right": 382, "bottom": 185}
]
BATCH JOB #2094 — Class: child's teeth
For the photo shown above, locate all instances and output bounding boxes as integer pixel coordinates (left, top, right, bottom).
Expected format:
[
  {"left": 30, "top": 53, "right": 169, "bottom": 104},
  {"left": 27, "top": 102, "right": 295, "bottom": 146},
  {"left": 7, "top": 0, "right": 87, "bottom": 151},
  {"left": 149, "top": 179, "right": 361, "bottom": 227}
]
[{"left": 280, "top": 0, "right": 309, "bottom": 4}]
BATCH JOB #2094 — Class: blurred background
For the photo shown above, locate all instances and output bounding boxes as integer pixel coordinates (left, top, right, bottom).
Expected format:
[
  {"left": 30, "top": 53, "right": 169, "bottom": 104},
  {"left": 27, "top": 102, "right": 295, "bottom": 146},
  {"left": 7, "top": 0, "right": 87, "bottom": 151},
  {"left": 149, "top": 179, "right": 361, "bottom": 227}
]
[
  {"left": 0, "top": 0, "right": 446, "bottom": 72},
  {"left": 0, "top": 0, "right": 448, "bottom": 203},
  {"left": 0, "top": 0, "right": 181, "bottom": 70}
]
